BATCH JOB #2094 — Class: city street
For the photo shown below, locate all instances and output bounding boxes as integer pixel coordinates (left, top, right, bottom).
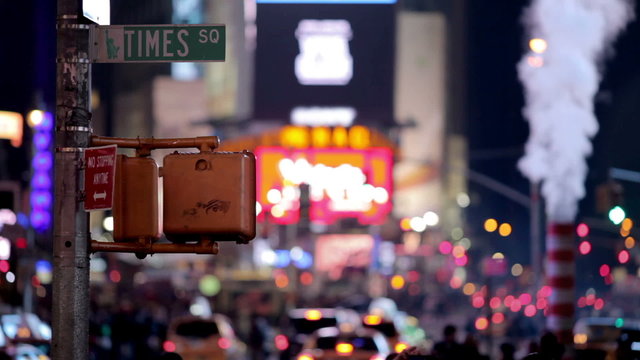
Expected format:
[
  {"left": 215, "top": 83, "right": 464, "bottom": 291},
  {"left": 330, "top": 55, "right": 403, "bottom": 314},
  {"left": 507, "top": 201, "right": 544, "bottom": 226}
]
[{"left": 2, "top": 0, "right": 640, "bottom": 359}]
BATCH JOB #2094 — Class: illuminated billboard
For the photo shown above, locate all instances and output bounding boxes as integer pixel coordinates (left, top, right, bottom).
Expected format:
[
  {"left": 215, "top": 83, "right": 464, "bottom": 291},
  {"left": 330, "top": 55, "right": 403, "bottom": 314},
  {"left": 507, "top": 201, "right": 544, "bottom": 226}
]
[
  {"left": 254, "top": 1, "right": 395, "bottom": 127},
  {"left": 256, "top": 146, "right": 393, "bottom": 225},
  {"left": 0, "top": 111, "right": 23, "bottom": 147},
  {"left": 315, "top": 234, "right": 374, "bottom": 277}
]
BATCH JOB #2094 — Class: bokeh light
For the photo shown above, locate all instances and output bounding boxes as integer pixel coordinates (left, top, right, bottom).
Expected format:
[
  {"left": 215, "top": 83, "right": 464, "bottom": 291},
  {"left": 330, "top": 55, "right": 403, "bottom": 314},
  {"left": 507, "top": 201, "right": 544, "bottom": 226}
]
[
  {"left": 524, "top": 305, "right": 537, "bottom": 317},
  {"left": 439, "top": 241, "right": 453, "bottom": 255},
  {"left": 529, "top": 38, "right": 548, "bottom": 53},
  {"left": 625, "top": 237, "right": 635, "bottom": 249},
  {"left": 484, "top": 218, "right": 498, "bottom": 232},
  {"left": 511, "top": 264, "right": 523, "bottom": 276},
  {"left": 576, "top": 223, "right": 590, "bottom": 237},
  {"left": 463, "top": 283, "right": 476, "bottom": 296},
  {"left": 491, "top": 312, "right": 505, "bottom": 324},
  {"left": 475, "top": 317, "right": 489, "bottom": 331},
  {"left": 199, "top": 275, "right": 221, "bottom": 296},
  {"left": 579, "top": 241, "right": 592, "bottom": 255},
  {"left": 618, "top": 250, "right": 630, "bottom": 264},
  {"left": 391, "top": 275, "right": 405, "bottom": 290},
  {"left": 498, "top": 223, "right": 512, "bottom": 237}
]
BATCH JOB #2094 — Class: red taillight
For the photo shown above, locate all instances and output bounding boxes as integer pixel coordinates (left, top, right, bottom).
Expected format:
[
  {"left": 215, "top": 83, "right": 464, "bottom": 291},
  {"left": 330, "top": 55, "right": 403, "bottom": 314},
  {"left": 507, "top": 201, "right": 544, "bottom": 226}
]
[
  {"left": 275, "top": 334, "right": 289, "bottom": 351},
  {"left": 163, "top": 340, "right": 176, "bottom": 352},
  {"left": 218, "top": 337, "right": 231, "bottom": 349}
]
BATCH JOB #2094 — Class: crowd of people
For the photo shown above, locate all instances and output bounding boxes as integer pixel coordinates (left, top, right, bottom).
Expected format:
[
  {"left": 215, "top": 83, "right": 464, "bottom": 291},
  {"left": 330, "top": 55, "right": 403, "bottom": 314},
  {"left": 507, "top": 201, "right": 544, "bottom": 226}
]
[{"left": 388, "top": 324, "right": 565, "bottom": 360}]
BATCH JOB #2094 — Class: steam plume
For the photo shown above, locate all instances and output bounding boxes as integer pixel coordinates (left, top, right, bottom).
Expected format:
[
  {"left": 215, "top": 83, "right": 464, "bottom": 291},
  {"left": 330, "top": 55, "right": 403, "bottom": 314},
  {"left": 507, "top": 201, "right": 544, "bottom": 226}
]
[{"left": 518, "top": 0, "right": 634, "bottom": 222}]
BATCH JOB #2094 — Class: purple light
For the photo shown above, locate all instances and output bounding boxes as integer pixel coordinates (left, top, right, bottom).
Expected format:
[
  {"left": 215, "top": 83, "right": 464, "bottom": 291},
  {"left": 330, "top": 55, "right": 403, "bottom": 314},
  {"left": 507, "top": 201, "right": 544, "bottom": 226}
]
[
  {"left": 33, "top": 133, "right": 51, "bottom": 151},
  {"left": 36, "top": 112, "right": 54, "bottom": 131},
  {"left": 30, "top": 191, "right": 52, "bottom": 209},
  {"left": 32, "top": 152, "right": 52, "bottom": 171},
  {"left": 30, "top": 111, "right": 53, "bottom": 233},
  {"left": 31, "top": 172, "right": 51, "bottom": 189},
  {"left": 30, "top": 211, "right": 51, "bottom": 231}
]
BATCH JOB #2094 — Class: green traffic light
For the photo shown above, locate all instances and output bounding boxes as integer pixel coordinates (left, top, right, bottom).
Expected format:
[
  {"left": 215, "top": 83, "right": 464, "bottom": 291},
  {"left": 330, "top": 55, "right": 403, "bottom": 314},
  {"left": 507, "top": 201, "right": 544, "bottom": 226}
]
[
  {"left": 615, "top": 318, "right": 624, "bottom": 328},
  {"left": 608, "top": 206, "right": 626, "bottom": 225}
]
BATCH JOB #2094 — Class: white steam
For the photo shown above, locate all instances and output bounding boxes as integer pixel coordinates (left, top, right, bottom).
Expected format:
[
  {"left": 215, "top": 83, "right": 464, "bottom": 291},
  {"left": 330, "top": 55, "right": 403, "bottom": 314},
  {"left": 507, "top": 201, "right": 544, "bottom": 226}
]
[{"left": 518, "top": 0, "right": 634, "bottom": 223}]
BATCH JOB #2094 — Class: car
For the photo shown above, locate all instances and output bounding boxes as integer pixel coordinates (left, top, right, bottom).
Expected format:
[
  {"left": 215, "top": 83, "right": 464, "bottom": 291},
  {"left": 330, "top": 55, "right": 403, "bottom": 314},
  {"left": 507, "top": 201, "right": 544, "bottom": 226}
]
[
  {"left": 164, "top": 314, "right": 247, "bottom": 360},
  {"left": 0, "top": 313, "right": 51, "bottom": 356},
  {"left": 361, "top": 313, "right": 410, "bottom": 354},
  {"left": 11, "top": 343, "right": 50, "bottom": 360},
  {"left": 573, "top": 317, "right": 640, "bottom": 360},
  {"left": 279, "top": 308, "right": 361, "bottom": 359},
  {"left": 295, "top": 326, "right": 390, "bottom": 360}
]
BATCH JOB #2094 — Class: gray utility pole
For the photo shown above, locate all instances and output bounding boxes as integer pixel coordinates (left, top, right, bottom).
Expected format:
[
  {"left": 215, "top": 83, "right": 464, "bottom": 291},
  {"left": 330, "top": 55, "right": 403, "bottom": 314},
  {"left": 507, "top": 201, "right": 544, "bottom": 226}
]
[{"left": 53, "top": 0, "right": 92, "bottom": 358}]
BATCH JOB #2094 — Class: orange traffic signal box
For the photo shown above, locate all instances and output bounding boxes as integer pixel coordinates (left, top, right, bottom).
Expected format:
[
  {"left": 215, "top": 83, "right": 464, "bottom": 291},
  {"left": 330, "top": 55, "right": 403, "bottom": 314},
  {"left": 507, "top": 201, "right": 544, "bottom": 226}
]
[{"left": 162, "top": 150, "right": 256, "bottom": 244}]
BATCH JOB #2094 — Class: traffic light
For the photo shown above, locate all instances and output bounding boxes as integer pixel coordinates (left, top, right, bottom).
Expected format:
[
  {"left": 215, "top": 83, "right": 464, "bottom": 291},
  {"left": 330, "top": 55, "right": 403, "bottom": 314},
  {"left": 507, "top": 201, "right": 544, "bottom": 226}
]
[
  {"left": 596, "top": 181, "right": 623, "bottom": 214},
  {"left": 91, "top": 135, "right": 256, "bottom": 256},
  {"left": 162, "top": 150, "right": 256, "bottom": 244},
  {"left": 609, "top": 206, "right": 626, "bottom": 225},
  {"left": 112, "top": 155, "right": 159, "bottom": 241}
]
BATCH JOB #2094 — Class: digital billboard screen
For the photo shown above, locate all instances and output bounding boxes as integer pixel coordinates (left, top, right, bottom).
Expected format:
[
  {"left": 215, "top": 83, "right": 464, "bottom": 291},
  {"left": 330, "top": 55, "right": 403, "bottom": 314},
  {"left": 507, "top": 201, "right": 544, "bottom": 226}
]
[{"left": 254, "top": 2, "right": 396, "bottom": 127}]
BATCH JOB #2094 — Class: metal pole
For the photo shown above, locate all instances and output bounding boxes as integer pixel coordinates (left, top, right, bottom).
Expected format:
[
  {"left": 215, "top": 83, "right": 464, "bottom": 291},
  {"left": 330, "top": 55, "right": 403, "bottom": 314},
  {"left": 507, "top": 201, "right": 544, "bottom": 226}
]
[{"left": 53, "top": 0, "right": 92, "bottom": 358}]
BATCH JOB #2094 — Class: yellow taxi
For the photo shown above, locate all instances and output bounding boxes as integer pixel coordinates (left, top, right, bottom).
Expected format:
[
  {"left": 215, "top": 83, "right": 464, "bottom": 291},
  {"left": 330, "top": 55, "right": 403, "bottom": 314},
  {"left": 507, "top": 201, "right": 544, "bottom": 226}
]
[
  {"left": 164, "top": 314, "right": 247, "bottom": 360},
  {"left": 295, "top": 325, "right": 390, "bottom": 360},
  {"left": 574, "top": 317, "right": 640, "bottom": 360}
]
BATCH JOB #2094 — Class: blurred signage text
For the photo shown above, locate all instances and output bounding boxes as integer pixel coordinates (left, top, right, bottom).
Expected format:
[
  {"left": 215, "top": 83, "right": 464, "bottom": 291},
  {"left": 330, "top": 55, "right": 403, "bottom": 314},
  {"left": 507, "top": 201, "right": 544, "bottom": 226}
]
[
  {"left": 0, "top": 111, "right": 23, "bottom": 148},
  {"left": 315, "top": 234, "right": 374, "bottom": 276}
]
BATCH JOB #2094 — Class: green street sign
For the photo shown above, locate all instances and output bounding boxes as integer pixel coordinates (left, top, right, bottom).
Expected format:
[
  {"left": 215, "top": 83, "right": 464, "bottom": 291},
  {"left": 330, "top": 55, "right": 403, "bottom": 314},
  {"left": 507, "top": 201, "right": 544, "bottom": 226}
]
[{"left": 90, "top": 24, "right": 225, "bottom": 63}]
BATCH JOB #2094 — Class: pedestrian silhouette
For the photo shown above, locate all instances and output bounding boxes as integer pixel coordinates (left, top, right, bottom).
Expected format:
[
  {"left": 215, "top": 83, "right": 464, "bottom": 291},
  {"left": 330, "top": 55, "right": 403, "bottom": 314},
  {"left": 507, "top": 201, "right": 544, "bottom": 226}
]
[
  {"left": 499, "top": 342, "right": 516, "bottom": 360},
  {"left": 432, "top": 324, "right": 463, "bottom": 360},
  {"left": 156, "top": 352, "right": 183, "bottom": 360}
]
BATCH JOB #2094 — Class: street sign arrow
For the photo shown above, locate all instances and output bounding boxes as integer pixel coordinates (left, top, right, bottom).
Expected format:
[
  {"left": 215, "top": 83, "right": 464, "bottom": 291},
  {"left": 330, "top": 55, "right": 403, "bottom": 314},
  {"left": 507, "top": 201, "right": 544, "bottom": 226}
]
[
  {"left": 84, "top": 145, "right": 117, "bottom": 211},
  {"left": 93, "top": 191, "right": 107, "bottom": 201}
]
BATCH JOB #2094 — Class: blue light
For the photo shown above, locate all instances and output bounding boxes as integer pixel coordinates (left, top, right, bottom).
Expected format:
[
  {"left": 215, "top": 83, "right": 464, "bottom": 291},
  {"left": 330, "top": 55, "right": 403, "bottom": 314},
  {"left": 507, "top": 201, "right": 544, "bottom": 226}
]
[
  {"left": 257, "top": 0, "right": 395, "bottom": 3},
  {"left": 293, "top": 251, "right": 313, "bottom": 269},
  {"left": 16, "top": 213, "right": 29, "bottom": 227},
  {"left": 33, "top": 133, "right": 51, "bottom": 151},
  {"left": 30, "top": 191, "right": 52, "bottom": 209},
  {"left": 30, "top": 211, "right": 50, "bottom": 231},
  {"left": 32, "top": 152, "right": 52, "bottom": 171},
  {"left": 35, "top": 260, "right": 52, "bottom": 274},
  {"left": 274, "top": 250, "right": 291, "bottom": 268}
]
